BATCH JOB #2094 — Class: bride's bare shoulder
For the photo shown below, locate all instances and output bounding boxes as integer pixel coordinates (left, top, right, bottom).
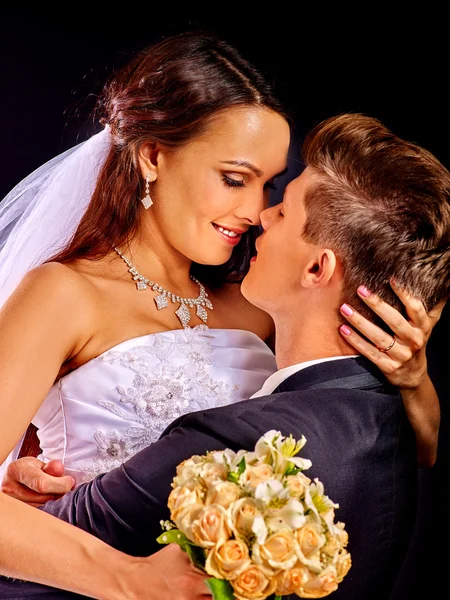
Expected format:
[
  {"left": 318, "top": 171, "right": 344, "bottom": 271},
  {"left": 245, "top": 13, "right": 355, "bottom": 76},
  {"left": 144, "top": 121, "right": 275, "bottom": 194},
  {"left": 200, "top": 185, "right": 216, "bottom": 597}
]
[
  {"left": 18, "top": 261, "right": 94, "bottom": 290},
  {"left": 6, "top": 261, "right": 98, "bottom": 315}
]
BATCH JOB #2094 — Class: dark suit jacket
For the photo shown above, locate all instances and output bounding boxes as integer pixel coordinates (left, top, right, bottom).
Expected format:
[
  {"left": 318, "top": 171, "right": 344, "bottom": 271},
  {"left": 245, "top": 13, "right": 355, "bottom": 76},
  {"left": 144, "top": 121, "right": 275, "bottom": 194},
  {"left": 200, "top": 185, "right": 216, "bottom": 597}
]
[{"left": 0, "top": 357, "right": 418, "bottom": 599}]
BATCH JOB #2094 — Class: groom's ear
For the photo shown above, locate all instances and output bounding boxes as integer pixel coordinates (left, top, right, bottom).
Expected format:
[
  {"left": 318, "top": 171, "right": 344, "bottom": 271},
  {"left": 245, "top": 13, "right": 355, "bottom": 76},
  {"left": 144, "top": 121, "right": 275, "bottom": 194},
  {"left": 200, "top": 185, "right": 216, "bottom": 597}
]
[{"left": 301, "top": 248, "right": 337, "bottom": 288}]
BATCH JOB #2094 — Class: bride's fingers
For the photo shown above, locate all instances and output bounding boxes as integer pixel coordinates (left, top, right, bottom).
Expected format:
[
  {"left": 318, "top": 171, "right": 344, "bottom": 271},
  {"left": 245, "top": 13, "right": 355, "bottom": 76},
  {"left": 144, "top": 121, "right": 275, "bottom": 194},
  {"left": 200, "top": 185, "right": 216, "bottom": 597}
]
[
  {"left": 426, "top": 297, "right": 447, "bottom": 327},
  {"left": 388, "top": 280, "right": 432, "bottom": 332},
  {"left": 339, "top": 323, "right": 403, "bottom": 371},
  {"left": 355, "top": 286, "right": 425, "bottom": 350},
  {"left": 339, "top": 301, "right": 413, "bottom": 360}
]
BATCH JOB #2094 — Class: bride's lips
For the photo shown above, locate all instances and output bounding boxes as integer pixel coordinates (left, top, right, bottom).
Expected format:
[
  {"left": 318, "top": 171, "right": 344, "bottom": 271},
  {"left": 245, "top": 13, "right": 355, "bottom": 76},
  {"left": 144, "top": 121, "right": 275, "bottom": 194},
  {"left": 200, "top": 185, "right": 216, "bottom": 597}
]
[{"left": 212, "top": 223, "right": 245, "bottom": 246}]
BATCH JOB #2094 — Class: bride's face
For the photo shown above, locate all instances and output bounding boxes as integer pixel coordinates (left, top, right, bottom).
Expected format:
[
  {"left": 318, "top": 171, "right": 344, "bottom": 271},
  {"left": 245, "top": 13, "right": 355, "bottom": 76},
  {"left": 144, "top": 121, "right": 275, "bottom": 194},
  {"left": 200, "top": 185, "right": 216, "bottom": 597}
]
[{"left": 139, "top": 106, "right": 290, "bottom": 266}]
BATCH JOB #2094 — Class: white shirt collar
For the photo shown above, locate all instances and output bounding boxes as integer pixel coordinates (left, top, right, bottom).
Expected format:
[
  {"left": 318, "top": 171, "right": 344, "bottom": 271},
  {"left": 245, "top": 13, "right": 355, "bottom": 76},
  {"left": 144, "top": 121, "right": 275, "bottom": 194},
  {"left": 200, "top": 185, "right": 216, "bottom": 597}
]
[{"left": 250, "top": 355, "right": 359, "bottom": 398}]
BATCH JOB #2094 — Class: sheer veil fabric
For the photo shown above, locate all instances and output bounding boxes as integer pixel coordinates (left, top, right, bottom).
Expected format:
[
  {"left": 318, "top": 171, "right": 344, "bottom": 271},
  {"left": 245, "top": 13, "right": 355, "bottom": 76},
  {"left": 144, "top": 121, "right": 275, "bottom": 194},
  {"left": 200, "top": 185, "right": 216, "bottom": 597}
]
[
  {"left": 0, "top": 126, "right": 110, "bottom": 478},
  {"left": 0, "top": 126, "right": 111, "bottom": 307}
]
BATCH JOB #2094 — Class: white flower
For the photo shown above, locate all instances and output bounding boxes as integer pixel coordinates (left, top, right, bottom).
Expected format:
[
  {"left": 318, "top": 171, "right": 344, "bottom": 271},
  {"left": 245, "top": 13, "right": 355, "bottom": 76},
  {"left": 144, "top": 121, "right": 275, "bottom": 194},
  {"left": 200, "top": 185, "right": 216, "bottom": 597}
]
[
  {"left": 251, "top": 514, "right": 268, "bottom": 545},
  {"left": 254, "top": 479, "right": 290, "bottom": 507},
  {"left": 254, "top": 430, "right": 312, "bottom": 475},
  {"left": 265, "top": 498, "right": 306, "bottom": 532}
]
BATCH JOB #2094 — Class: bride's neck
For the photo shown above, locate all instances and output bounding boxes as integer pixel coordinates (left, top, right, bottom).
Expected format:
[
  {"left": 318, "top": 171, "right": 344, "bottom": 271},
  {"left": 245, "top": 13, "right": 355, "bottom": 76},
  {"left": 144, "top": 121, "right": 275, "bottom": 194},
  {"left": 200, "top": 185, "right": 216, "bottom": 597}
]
[{"left": 116, "top": 236, "right": 194, "bottom": 292}]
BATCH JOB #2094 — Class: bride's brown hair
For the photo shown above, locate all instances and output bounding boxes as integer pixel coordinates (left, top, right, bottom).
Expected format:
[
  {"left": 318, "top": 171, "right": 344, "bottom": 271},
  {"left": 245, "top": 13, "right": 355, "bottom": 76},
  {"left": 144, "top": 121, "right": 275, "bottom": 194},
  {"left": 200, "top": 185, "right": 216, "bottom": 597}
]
[{"left": 50, "top": 30, "right": 290, "bottom": 287}]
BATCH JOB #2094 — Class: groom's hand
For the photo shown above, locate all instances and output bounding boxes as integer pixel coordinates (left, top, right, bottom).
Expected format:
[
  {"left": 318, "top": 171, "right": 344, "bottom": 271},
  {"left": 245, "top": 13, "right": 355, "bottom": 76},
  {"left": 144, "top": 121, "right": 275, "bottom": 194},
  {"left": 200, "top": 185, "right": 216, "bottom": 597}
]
[{"left": 1, "top": 457, "right": 75, "bottom": 506}]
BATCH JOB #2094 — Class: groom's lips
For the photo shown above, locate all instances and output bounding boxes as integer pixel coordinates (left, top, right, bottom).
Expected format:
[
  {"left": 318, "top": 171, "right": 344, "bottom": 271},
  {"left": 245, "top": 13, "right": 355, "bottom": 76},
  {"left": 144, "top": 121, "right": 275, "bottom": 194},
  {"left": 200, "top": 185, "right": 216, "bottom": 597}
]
[{"left": 250, "top": 240, "right": 260, "bottom": 262}]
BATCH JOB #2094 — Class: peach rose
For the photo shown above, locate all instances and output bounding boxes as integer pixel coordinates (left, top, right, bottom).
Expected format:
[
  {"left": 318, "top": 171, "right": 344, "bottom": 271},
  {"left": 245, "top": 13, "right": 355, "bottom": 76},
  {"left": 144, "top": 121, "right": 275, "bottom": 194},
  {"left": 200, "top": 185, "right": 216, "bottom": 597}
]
[
  {"left": 205, "top": 480, "right": 242, "bottom": 509},
  {"left": 258, "top": 529, "right": 298, "bottom": 570},
  {"left": 298, "top": 566, "right": 339, "bottom": 598},
  {"left": 171, "top": 503, "right": 203, "bottom": 539},
  {"left": 198, "top": 461, "right": 229, "bottom": 484},
  {"left": 321, "top": 525, "right": 348, "bottom": 561},
  {"left": 336, "top": 549, "right": 352, "bottom": 582},
  {"left": 285, "top": 473, "right": 311, "bottom": 497},
  {"left": 205, "top": 539, "right": 252, "bottom": 580},
  {"left": 173, "top": 456, "right": 203, "bottom": 486},
  {"left": 232, "top": 565, "right": 277, "bottom": 600},
  {"left": 334, "top": 522, "right": 349, "bottom": 547},
  {"left": 168, "top": 484, "right": 204, "bottom": 515},
  {"left": 275, "top": 563, "right": 308, "bottom": 595},
  {"left": 229, "top": 498, "right": 261, "bottom": 537},
  {"left": 190, "top": 504, "right": 231, "bottom": 548},
  {"left": 295, "top": 523, "right": 325, "bottom": 558},
  {"left": 243, "top": 464, "right": 274, "bottom": 490}
]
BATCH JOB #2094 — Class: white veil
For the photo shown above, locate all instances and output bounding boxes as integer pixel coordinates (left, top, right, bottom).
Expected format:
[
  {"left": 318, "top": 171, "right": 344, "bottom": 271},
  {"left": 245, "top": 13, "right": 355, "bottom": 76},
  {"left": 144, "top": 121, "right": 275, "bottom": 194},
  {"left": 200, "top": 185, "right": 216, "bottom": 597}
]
[
  {"left": 0, "top": 125, "right": 111, "bottom": 478},
  {"left": 0, "top": 126, "right": 111, "bottom": 307}
]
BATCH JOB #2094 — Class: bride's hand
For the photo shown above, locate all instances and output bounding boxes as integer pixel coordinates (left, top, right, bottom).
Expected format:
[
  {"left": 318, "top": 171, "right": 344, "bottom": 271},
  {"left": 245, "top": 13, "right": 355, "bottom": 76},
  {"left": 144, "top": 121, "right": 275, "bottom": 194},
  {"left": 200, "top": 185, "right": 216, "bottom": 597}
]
[
  {"left": 338, "top": 280, "right": 445, "bottom": 387},
  {"left": 339, "top": 279, "right": 446, "bottom": 468}
]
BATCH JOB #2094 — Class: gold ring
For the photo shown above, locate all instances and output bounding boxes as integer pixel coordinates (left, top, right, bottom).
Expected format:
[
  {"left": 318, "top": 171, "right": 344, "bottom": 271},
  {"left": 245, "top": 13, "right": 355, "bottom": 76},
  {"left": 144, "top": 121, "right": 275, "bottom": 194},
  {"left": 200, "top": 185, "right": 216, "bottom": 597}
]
[{"left": 377, "top": 337, "right": 395, "bottom": 353}]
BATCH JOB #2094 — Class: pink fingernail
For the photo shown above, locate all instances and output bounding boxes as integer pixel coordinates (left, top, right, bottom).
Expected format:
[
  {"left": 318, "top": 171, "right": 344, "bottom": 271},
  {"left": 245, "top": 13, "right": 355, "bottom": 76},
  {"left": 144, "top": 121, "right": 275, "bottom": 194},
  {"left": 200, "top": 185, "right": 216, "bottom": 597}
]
[
  {"left": 358, "top": 285, "right": 371, "bottom": 298},
  {"left": 340, "top": 325, "right": 352, "bottom": 336},
  {"left": 340, "top": 303, "right": 353, "bottom": 317}
]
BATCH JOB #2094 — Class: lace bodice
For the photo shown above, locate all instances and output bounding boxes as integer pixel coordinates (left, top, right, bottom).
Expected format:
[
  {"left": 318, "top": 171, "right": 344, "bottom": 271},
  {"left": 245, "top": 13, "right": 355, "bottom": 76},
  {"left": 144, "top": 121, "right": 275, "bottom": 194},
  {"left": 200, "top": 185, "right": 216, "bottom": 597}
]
[{"left": 15, "top": 326, "right": 276, "bottom": 485}]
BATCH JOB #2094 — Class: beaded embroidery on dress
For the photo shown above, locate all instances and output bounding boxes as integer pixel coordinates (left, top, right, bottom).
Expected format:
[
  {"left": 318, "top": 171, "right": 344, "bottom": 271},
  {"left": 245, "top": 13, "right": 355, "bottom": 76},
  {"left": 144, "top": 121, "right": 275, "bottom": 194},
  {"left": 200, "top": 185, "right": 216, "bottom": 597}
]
[{"left": 24, "top": 326, "right": 277, "bottom": 486}]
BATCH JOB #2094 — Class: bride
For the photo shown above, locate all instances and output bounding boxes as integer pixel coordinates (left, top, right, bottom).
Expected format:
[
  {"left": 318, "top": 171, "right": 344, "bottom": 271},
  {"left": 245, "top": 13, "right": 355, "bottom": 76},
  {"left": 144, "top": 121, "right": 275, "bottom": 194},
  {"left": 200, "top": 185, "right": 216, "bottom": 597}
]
[{"left": 0, "top": 31, "right": 441, "bottom": 506}]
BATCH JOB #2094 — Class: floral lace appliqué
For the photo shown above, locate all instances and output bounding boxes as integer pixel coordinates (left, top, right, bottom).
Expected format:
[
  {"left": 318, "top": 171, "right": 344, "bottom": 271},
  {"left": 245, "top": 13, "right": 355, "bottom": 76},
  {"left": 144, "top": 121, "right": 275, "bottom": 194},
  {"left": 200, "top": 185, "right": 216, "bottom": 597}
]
[{"left": 82, "top": 326, "right": 239, "bottom": 481}]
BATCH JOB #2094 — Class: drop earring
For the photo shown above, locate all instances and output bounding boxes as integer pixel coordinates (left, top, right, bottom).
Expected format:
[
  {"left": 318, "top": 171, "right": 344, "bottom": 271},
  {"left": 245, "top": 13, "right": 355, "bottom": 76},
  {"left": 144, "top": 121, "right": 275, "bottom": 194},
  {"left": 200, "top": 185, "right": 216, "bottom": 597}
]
[{"left": 141, "top": 173, "right": 154, "bottom": 209}]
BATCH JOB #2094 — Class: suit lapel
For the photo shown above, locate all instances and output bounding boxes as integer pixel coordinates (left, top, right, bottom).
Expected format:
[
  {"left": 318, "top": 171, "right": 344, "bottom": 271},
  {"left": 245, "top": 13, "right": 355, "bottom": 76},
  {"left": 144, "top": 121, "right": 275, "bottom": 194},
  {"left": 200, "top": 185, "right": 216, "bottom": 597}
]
[{"left": 272, "top": 356, "right": 393, "bottom": 394}]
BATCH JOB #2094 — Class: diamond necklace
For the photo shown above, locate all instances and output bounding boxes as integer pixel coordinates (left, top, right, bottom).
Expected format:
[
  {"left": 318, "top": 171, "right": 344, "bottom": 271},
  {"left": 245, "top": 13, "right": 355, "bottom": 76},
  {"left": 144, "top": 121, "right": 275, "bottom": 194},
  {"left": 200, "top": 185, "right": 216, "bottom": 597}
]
[{"left": 114, "top": 247, "right": 213, "bottom": 329}]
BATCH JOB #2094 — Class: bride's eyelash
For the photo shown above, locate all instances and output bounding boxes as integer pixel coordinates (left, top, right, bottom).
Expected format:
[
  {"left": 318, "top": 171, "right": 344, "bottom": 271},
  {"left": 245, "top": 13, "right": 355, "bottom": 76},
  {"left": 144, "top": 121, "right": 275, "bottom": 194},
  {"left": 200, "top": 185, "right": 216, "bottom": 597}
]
[
  {"left": 222, "top": 174, "right": 278, "bottom": 191},
  {"left": 222, "top": 174, "right": 245, "bottom": 188}
]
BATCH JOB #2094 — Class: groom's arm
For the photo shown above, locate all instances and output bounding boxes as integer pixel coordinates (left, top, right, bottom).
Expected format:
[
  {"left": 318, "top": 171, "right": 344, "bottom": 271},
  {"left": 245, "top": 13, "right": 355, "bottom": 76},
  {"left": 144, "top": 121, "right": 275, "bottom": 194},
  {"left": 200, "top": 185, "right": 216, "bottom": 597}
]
[{"left": 38, "top": 408, "right": 263, "bottom": 556}]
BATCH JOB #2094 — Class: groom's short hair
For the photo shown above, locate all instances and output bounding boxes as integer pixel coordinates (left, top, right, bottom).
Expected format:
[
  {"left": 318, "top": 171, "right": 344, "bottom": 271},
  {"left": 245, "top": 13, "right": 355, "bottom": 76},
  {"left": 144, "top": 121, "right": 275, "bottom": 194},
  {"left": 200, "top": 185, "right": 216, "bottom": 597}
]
[{"left": 301, "top": 112, "right": 450, "bottom": 322}]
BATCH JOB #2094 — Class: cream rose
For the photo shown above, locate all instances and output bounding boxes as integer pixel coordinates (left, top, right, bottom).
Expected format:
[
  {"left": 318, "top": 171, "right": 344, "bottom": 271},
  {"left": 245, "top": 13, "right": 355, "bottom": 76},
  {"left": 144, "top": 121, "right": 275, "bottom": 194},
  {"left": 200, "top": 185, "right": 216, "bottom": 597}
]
[
  {"left": 275, "top": 563, "right": 308, "bottom": 595},
  {"left": 232, "top": 565, "right": 277, "bottom": 600},
  {"left": 198, "top": 461, "right": 229, "bottom": 484},
  {"left": 229, "top": 497, "right": 261, "bottom": 537},
  {"left": 336, "top": 549, "right": 352, "bottom": 582},
  {"left": 335, "top": 522, "right": 349, "bottom": 546},
  {"left": 243, "top": 464, "right": 274, "bottom": 490},
  {"left": 205, "top": 480, "right": 242, "bottom": 509},
  {"left": 205, "top": 539, "right": 252, "bottom": 580},
  {"left": 168, "top": 484, "right": 204, "bottom": 514},
  {"left": 190, "top": 504, "right": 231, "bottom": 548},
  {"left": 258, "top": 529, "right": 298, "bottom": 570},
  {"left": 285, "top": 473, "right": 310, "bottom": 497},
  {"left": 171, "top": 503, "right": 203, "bottom": 539},
  {"left": 295, "top": 522, "right": 325, "bottom": 558},
  {"left": 173, "top": 456, "right": 203, "bottom": 486},
  {"left": 298, "top": 566, "right": 339, "bottom": 598}
]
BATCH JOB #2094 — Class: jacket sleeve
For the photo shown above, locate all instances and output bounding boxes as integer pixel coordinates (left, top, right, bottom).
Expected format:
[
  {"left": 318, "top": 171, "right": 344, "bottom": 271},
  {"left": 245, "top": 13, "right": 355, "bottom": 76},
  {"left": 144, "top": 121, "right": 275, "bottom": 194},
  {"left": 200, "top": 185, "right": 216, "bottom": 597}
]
[
  {"left": 37, "top": 392, "right": 309, "bottom": 556},
  {"left": 37, "top": 415, "right": 242, "bottom": 556}
]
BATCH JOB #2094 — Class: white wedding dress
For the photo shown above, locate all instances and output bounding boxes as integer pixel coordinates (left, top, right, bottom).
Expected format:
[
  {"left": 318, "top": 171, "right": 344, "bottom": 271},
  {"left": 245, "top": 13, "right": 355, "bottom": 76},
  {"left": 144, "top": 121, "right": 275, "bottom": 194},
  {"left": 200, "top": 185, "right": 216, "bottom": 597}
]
[{"left": 1, "top": 326, "right": 277, "bottom": 486}]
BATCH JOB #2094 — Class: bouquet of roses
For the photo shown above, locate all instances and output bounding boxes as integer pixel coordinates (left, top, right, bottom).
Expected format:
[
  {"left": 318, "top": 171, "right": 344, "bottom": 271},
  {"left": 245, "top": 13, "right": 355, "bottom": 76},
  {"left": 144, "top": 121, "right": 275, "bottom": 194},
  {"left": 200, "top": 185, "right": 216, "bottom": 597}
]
[{"left": 157, "top": 430, "right": 351, "bottom": 599}]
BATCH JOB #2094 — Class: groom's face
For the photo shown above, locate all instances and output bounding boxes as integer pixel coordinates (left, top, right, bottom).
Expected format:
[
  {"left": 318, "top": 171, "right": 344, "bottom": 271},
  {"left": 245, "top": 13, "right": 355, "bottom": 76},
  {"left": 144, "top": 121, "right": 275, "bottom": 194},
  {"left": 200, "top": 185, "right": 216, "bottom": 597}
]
[{"left": 241, "top": 168, "right": 319, "bottom": 313}]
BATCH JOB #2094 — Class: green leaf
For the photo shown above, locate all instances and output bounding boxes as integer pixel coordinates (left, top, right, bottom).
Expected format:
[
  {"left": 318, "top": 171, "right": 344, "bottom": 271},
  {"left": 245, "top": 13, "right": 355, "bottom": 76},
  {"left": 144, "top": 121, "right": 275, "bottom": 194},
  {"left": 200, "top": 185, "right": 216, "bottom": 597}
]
[
  {"left": 157, "top": 528, "right": 206, "bottom": 570},
  {"left": 185, "top": 543, "right": 207, "bottom": 571},
  {"left": 284, "top": 465, "right": 302, "bottom": 477},
  {"left": 227, "top": 471, "right": 239, "bottom": 483},
  {"left": 156, "top": 528, "right": 190, "bottom": 547},
  {"left": 237, "top": 456, "right": 246, "bottom": 475},
  {"left": 205, "top": 578, "right": 236, "bottom": 600}
]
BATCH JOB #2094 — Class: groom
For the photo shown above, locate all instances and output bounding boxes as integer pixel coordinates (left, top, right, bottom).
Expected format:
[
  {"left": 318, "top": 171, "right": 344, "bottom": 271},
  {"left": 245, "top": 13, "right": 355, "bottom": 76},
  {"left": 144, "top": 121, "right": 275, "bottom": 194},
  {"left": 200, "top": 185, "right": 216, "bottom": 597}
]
[{"left": 1, "top": 113, "right": 450, "bottom": 599}]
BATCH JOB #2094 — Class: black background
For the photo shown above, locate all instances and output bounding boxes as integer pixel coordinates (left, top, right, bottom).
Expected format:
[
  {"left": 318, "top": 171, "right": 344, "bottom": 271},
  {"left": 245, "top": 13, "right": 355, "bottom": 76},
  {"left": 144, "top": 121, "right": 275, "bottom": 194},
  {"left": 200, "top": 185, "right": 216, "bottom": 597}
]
[{"left": 1, "top": 8, "right": 448, "bottom": 598}]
